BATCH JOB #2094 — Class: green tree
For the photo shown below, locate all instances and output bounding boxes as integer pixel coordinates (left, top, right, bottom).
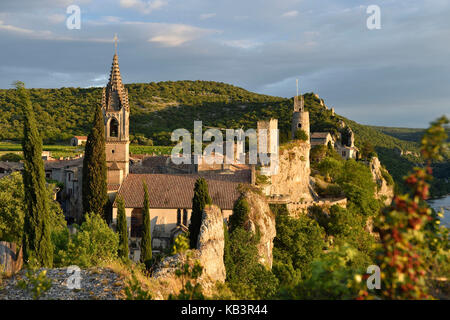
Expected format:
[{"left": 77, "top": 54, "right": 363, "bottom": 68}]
[
  {"left": 56, "top": 212, "right": 119, "bottom": 268},
  {"left": 0, "top": 172, "right": 66, "bottom": 245},
  {"left": 116, "top": 196, "right": 129, "bottom": 260},
  {"left": 188, "top": 178, "right": 212, "bottom": 249},
  {"left": 228, "top": 195, "right": 250, "bottom": 233},
  {"left": 140, "top": 182, "right": 152, "bottom": 267},
  {"left": 18, "top": 82, "right": 53, "bottom": 267},
  {"left": 82, "top": 105, "right": 108, "bottom": 219}
]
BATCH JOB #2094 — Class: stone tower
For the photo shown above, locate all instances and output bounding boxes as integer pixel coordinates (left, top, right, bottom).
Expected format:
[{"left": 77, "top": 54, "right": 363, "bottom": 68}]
[
  {"left": 102, "top": 51, "right": 130, "bottom": 190},
  {"left": 291, "top": 93, "right": 310, "bottom": 141}
]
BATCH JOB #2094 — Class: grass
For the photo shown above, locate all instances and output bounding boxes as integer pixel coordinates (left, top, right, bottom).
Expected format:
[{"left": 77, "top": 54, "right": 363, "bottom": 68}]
[
  {"left": 129, "top": 145, "right": 173, "bottom": 155},
  {"left": 0, "top": 142, "right": 173, "bottom": 159}
]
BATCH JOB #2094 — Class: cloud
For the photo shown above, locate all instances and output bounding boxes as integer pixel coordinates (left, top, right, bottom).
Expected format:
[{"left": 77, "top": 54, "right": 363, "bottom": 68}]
[
  {"left": 148, "top": 23, "right": 218, "bottom": 46},
  {"left": 200, "top": 13, "right": 216, "bottom": 20},
  {"left": 222, "top": 39, "right": 261, "bottom": 49},
  {"left": 282, "top": 10, "right": 298, "bottom": 17},
  {"left": 119, "top": 0, "right": 168, "bottom": 14}
]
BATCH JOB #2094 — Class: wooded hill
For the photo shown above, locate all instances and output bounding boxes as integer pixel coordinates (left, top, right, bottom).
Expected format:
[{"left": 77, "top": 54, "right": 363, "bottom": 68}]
[{"left": 0, "top": 80, "right": 448, "bottom": 195}]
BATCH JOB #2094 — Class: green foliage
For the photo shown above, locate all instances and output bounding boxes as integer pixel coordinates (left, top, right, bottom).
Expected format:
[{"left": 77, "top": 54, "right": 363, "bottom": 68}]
[
  {"left": 310, "top": 145, "right": 327, "bottom": 163},
  {"left": 294, "top": 129, "right": 308, "bottom": 141},
  {"left": 17, "top": 82, "right": 53, "bottom": 268},
  {"left": 0, "top": 152, "right": 22, "bottom": 162},
  {"left": 169, "top": 253, "right": 205, "bottom": 300},
  {"left": 317, "top": 157, "right": 343, "bottom": 182},
  {"left": 368, "top": 116, "right": 449, "bottom": 300},
  {"left": 225, "top": 227, "right": 279, "bottom": 299},
  {"left": 140, "top": 182, "right": 152, "bottom": 267},
  {"left": 273, "top": 210, "right": 325, "bottom": 280},
  {"left": 116, "top": 196, "right": 129, "bottom": 260},
  {"left": 229, "top": 195, "right": 250, "bottom": 233},
  {"left": 288, "top": 245, "right": 367, "bottom": 300},
  {"left": 124, "top": 272, "right": 153, "bottom": 300},
  {"left": 17, "top": 258, "right": 52, "bottom": 300},
  {"left": 55, "top": 213, "right": 118, "bottom": 268},
  {"left": 188, "top": 178, "right": 212, "bottom": 249},
  {"left": 82, "top": 106, "right": 108, "bottom": 219},
  {"left": 171, "top": 233, "right": 190, "bottom": 255}
]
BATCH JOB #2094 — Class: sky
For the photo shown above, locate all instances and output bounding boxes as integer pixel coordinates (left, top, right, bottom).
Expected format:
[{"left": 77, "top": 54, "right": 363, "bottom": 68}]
[{"left": 0, "top": 0, "right": 449, "bottom": 128}]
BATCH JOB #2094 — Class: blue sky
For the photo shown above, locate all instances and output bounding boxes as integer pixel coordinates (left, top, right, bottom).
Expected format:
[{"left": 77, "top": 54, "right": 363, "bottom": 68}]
[{"left": 0, "top": 0, "right": 449, "bottom": 128}]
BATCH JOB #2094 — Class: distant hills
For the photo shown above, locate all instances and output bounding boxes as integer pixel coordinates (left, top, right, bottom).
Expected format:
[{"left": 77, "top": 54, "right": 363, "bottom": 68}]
[{"left": 0, "top": 80, "right": 448, "bottom": 196}]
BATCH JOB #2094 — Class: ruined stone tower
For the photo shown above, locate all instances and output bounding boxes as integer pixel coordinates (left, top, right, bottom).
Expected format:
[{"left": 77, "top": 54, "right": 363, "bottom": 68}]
[
  {"left": 102, "top": 51, "right": 130, "bottom": 191},
  {"left": 291, "top": 93, "right": 310, "bottom": 140}
]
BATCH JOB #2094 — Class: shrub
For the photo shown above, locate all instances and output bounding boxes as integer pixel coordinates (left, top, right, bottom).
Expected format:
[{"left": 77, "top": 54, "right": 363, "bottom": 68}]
[
  {"left": 57, "top": 213, "right": 119, "bottom": 268},
  {"left": 294, "top": 129, "right": 308, "bottom": 142},
  {"left": 0, "top": 153, "right": 22, "bottom": 162}
]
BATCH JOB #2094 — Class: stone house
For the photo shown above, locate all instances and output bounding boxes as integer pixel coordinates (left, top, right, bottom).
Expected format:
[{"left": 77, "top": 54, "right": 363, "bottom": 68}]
[{"left": 71, "top": 136, "right": 87, "bottom": 146}]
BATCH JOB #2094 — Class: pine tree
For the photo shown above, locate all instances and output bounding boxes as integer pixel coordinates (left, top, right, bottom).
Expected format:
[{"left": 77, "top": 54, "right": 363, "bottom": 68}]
[
  {"left": 82, "top": 105, "right": 108, "bottom": 219},
  {"left": 116, "top": 196, "right": 129, "bottom": 260},
  {"left": 140, "top": 182, "right": 152, "bottom": 267},
  {"left": 17, "top": 81, "right": 53, "bottom": 267},
  {"left": 188, "top": 178, "right": 212, "bottom": 249}
]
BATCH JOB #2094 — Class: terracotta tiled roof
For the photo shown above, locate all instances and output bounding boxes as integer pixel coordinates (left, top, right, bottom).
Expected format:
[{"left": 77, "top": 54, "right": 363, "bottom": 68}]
[
  {"left": 44, "top": 158, "right": 83, "bottom": 170},
  {"left": 108, "top": 184, "right": 121, "bottom": 191},
  {"left": 74, "top": 136, "right": 87, "bottom": 140},
  {"left": 114, "top": 172, "right": 250, "bottom": 210}
]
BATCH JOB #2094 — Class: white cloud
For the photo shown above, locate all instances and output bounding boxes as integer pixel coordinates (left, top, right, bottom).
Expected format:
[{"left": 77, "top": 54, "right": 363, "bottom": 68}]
[
  {"left": 148, "top": 23, "right": 217, "bottom": 47},
  {"left": 119, "top": 0, "right": 168, "bottom": 14},
  {"left": 282, "top": 10, "right": 298, "bottom": 17},
  {"left": 200, "top": 13, "right": 216, "bottom": 20},
  {"left": 222, "top": 39, "right": 262, "bottom": 49}
]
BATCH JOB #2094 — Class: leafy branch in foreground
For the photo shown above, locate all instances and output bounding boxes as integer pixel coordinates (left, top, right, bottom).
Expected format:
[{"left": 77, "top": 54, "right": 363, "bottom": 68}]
[{"left": 360, "top": 116, "right": 449, "bottom": 300}]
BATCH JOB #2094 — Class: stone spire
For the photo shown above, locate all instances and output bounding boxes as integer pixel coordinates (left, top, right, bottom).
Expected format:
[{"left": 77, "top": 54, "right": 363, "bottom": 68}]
[{"left": 102, "top": 50, "right": 129, "bottom": 112}]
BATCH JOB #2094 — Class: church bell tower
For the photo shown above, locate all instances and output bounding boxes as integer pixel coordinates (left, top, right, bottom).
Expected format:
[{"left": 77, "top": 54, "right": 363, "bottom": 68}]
[{"left": 102, "top": 35, "right": 130, "bottom": 190}]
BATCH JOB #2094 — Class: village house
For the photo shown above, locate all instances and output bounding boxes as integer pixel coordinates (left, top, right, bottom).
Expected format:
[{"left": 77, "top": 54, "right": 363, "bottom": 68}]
[
  {"left": 310, "top": 132, "right": 333, "bottom": 147},
  {"left": 71, "top": 136, "right": 87, "bottom": 146}
]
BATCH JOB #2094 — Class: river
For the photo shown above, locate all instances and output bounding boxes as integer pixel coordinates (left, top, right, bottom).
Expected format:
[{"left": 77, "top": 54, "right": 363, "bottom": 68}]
[{"left": 427, "top": 195, "right": 450, "bottom": 228}]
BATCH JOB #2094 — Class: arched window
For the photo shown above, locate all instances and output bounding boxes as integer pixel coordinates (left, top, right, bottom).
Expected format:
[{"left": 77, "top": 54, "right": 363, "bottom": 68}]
[
  {"left": 110, "top": 118, "right": 119, "bottom": 137},
  {"left": 177, "top": 209, "right": 181, "bottom": 225},
  {"left": 131, "top": 209, "right": 143, "bottom": 237},
  {"left": 183, "top": 209, "right": 188, "bottom": 226}
]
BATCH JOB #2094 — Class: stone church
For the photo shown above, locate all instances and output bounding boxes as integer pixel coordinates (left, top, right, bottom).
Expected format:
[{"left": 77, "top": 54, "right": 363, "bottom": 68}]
[{"left": 101, "top": 51, "right": 250, "bottom": 259}]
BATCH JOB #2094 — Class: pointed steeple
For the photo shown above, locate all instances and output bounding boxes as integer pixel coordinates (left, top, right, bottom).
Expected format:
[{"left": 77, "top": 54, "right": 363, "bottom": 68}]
[
  {"left": 102, "top": 42, "right": 129, "bottom": 112},
  {"left": 294, "top": 81, "right": 304, "bottom": 113}
]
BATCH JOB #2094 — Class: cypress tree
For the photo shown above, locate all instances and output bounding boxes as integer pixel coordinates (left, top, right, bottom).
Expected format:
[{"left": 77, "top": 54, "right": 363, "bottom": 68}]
[
  {"left": 188, "top": 178, "right": 212, "bottom": 249},
  {"left": 116, "top": 196, "right": 129, "bottom": 260},
  {"left": 82, "top": 105, "right": 108, "bottom": 219},
  {"left": 18, "top": 81, "right": 53, "bottom": 267},
  {"left": 140, "top": 182, "right": 152, "bottom": 267},
  {"left": 229, "top": 195, "right": 250, "bottom": 233}
]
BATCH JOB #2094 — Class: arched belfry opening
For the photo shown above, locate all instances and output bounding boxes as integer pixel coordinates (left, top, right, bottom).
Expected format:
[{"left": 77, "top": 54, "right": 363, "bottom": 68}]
[{"left": 110, "top": 118, "right": 119, "bottom": 137}]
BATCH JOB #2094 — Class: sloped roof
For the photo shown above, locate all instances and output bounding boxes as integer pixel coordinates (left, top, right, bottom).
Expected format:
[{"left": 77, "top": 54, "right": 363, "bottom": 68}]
[
  {"left": 115, "top": 173, "right": 250, "bottom": 210},
  {"left": 74, "top": 136, "right": 87, "bottom": 140}
]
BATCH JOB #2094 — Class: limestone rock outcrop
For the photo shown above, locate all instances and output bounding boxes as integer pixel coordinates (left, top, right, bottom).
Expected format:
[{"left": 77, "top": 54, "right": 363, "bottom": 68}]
[
  {"left": 152, "top": 204, "right": 226, "bottom": 291},
  {"left": 269, "top": 141, "right": 313, "bottom": 202},
  {"left": 196, "top": 205, "right": 226, "bottom": 283},
  {"left": 243, "top": 190, "right": 276, "bottom": 268},
  {"left": 370, "top": 157, "right": 394, "bottom": 205}
]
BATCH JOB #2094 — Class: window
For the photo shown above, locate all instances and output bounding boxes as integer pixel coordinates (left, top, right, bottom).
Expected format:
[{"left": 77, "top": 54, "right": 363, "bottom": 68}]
[
  {"left": 177, "top": 209, "right": 181, "bottom": 225},
  {"left": 297, "top": 123, "right": 302, "bottom": 128},
  {"left": 110, "top": 118, "right": 119, "bottom": 137},
  {"left": 183, "top": 209, "right": 188, "bottom": 226}
]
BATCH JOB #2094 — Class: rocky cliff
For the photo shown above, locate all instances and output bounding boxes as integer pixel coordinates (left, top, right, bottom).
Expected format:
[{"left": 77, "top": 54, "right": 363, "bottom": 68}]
[
  {"left": 370, "top": 157, "right": 394, "bottom": 205},
  {"left": 242, "top": 189, "right": 276, "bottom": 268},
  {"left": 152, "top": 204, "right": 226, "bottom": 293},
  {"left": 269, "top": 140, "right": 313, "bottom": 202}
]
